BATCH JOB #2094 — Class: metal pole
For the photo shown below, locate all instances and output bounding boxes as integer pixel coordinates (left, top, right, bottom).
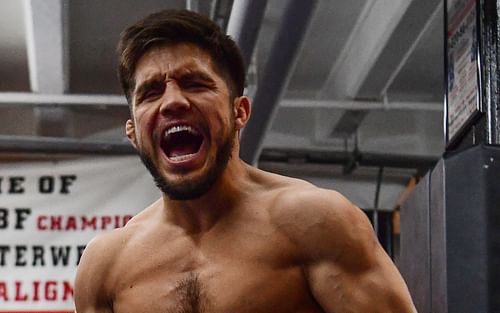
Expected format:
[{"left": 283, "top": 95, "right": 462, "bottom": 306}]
[{"left": 373, "top": 166, "right": 384, "bottom": 235}]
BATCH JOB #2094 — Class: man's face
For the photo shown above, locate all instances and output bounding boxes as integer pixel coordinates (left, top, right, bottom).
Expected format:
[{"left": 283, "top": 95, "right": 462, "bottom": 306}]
[{"left": 126, "top": 43, "right": 237, "bottom": 200}]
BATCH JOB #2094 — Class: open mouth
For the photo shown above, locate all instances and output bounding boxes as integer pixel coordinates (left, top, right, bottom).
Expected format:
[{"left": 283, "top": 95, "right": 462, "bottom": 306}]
[{"left": 161, "top": 125, "right": 204, "bottom": 162}]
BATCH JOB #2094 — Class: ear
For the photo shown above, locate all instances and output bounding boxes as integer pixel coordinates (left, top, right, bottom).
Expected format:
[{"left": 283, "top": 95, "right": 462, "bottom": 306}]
[
  {"left": 125, "top": 119, "right": 138, "bottom": 149},
  {"left": 233, "top": 96, "right": 251, "bottom": 130}
]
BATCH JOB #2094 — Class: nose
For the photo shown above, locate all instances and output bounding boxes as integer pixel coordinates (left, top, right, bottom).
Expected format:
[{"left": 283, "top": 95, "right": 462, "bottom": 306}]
[{"left": 159, "top": 81, "right": 190, "bottom": 115}]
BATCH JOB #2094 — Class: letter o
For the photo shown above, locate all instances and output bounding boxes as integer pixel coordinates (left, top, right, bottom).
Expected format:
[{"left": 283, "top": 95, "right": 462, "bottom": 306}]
[{"left": 39, "top": 176, "right": 55, "bottom": 194}]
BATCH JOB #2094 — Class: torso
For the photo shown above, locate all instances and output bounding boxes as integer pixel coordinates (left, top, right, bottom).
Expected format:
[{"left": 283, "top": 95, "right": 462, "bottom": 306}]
[{"left": 107, "top": 178, "right": 325, "bottom": 313}]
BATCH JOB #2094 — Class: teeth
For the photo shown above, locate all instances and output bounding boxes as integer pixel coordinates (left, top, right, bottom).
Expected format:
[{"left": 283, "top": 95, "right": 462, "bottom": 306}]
[
  {"left": 165, "top": 125, "right": 199, "bottom": 136},
  {"left": 169, "top": 153, "right": 197, "bottom": 162}
]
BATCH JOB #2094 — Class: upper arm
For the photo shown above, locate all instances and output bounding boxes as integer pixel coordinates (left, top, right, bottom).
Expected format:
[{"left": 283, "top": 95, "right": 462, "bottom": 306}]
[
  {"left": 277, "top": 189, "right": 416, "bottom": 313},
  {"left": 74, "top": 235, "right": 115, "bottom": 313}
]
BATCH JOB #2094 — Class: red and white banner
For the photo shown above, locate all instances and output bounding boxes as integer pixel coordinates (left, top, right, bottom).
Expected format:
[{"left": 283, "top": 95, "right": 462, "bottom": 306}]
[
  {"left": 0, "top": 156, "right": 159, "bottom": 312},
  {"left": 446, "top": 0, "right": 479, "bottom": 141}
]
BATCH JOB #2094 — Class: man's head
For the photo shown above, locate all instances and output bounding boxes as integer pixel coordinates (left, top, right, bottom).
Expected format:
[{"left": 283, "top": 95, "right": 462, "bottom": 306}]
[
  {"left": 118, "top": 10, "right": 250, "bottom": 200},
  {"left": 117, "top": 9, "right": 245, "bottom": 110}
]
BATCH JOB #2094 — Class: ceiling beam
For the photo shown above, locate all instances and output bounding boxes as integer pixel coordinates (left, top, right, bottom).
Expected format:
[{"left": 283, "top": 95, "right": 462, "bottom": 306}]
[
  {"left": 0, "top": 135, "right": 438, "bottom": 169},
  {"left": 358, "top": 0, "right": 443, "bottom": 98},
  {"left": 319, "top": 0, "right": 414, "bottom": 99},
  {"left": 186, "top": 0, "right": 199, "bottom": 12},
  {"left": 211, "top": 0, "right": 235, "bottom": 31},
  {"left": 24, "top": 0, "right": 67, "bottom": 93},
  {"left": 226, "top": 0, "right": 267, "bottom": 70},
  {"left": 23, "top": 0, "right": 70, "bottom": 137},
  {"left": 239, "top": 0, "right": 319, "bottom": 164},
  {"left": 0, "top": 92, "right": 442, "bottom": 112},
  {"left": 0, "top": 135, "right": 134, "bottom": 155},
  {"left": 0, "top": 92, "right": 127, "bottom": 107},
  {"left": 259, "top": 148, "right": 438, "bottom": 171},
  {"left": 280, "top": 99, "right": 442, "bottom": 112}
]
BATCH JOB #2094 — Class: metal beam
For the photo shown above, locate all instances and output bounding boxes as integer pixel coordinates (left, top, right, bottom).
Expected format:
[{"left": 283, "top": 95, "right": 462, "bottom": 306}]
[
  {"left": 23, "top": 0, "right": 67, "bottom": 93},
  {"left": 379, "top": 1, "right": 443, "bottom": 96},
  {"left": 319, "top": 0, "right": 413, "bottom": 99},
  {"left": 0, "top": 135, "right": 134, "bottom": 155},
  {"left": 259, "top": 147, "right": 438, "bottom": 171},
  {"left": 240, "top": 0, "right": 319, "bottom": 164},
  {"left": 0, "top": 92, "right": 442, "bottom": 113},
  {"left": 186, "top": 0, "right": 199, "bottom": 12},
  {"left": 0, "top": 135, "right": 437, "bottom": 169},
  {"left": 210, "top": 0, "right": 235, "bottom": 31},
  {"left": 280, "top": 99, "right": 443, "bottom": 112},
  {"left": 226, "top": 0, "right": 267, "bottom": 69},
  {"left": 0, "top": 92, "right": 127, "bottom": 107},
  {"left": 23, "top": 0, "right": 71, "bottom": 137},
  {"left": 360, "top": 0, "right": 443, "bottom": 98}
]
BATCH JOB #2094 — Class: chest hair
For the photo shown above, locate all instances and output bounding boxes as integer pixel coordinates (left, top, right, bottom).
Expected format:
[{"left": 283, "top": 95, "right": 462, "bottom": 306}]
[{"left": 168, "top": 273, "right": 209, "bottom": 313}]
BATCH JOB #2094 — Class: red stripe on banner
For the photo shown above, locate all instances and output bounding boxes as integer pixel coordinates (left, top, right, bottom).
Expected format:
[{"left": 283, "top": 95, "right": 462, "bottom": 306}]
[{"left": 447, "top": 0, "right": 476, "bottom": 36}]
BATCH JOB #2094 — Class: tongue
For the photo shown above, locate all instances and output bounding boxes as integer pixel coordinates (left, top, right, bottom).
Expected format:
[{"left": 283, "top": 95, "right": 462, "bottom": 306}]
[
  {"left": 165, "top": 132, "right": 202, "bottom": 158},
  {"left": 169, "top": 142, "right": 199, "bottom": 157}
]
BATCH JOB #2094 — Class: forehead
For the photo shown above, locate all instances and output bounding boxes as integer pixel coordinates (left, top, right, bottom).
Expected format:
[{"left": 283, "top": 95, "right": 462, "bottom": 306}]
[{"left": 133, "top": 43, "right": 220, "bottom": 83}]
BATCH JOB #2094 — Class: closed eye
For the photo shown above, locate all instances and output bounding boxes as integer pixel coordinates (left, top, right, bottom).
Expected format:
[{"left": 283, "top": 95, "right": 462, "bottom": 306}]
[
  {"left": 143, "top": 88, "right": 163, "bottom": 100},
  {"left": 137, "top": 81, "right": 165, "bottom": 103},
  {"left": 182, "top": 80, "right": 210, "bottom": 91},
  {"left": 179, "top": 72, "right": 215, "bottom": 92}
]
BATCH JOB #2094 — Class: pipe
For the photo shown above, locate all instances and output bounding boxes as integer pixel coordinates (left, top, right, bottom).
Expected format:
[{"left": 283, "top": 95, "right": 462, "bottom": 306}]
[
  {"left": 240, "top": 0, "right": 319, "bottom": 164},
  {"left": 373, "top": 166, "right": 384, "bottom": 234},
  {"left": 259, "top": 147, "right": 438, "bottom": 170}
]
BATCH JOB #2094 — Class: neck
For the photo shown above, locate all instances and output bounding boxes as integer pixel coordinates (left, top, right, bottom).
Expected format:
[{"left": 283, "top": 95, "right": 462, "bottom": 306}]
[{"left": 161, "top": 156, "right": 252, "bottom": 234}]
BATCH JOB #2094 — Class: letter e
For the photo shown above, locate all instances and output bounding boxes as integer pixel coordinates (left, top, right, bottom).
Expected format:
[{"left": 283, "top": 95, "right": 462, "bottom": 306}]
[{"left": 9, "top": 177, "right": 25, "bottom": 194}]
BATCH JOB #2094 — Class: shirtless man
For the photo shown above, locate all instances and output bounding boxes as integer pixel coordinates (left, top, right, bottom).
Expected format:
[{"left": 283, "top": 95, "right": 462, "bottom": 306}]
[{"left": 74, "top": 9, "right": 416, "bottom": 313}]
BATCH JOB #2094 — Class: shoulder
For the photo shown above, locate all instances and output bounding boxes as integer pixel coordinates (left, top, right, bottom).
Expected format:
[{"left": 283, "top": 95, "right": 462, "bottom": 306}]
[
  {"left": 259, "top": 174, "right": 416, "bottom": 312},
  {"left": 269, "top": 182, "right": 369, "bottom": 231},
  {"left": 76, "top": 224, "right": 134, "bottom": 286},
  {"left": 77, "top": 200, "right": 161, "bottom": 271},
  {"left": 74, "top": 226, "right": 130, "bottom": 311},
  {"left": 77, "top": 201, "right": 157, "bottom": 271},
  {"left": 75, "top": 202, "right": 159, "bottom": 307},
  {"left": 79, "top": 225, "right": 131, "bottom": 266},
  {"left": 268, "top": 183, "right": 375, "bottom": 263},
  {"left": 257, "top": 168, "right": 363, "bottom": 227}
]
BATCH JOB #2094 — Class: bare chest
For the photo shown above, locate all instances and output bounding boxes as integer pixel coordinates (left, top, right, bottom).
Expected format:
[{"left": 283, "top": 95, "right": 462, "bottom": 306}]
[{"left": 110, "top": 230, "right": 322, "bottom": 313}]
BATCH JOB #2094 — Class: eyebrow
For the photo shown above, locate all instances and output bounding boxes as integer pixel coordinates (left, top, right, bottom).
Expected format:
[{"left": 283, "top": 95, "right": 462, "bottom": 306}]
[
  {"left": 177, "top": 70, "right": 216, "bottom": 84},
  {"left": 133, "top": 69, "right": 217, "bottom": 101}
]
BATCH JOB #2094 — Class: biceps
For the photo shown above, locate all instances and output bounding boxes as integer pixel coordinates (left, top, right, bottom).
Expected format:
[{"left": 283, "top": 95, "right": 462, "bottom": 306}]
[
  {"left": 307, "top": 260, "right": 415, "bottom": 313},
  {"left": 307, "top": 261, "right": 366, "bottom": 312}
]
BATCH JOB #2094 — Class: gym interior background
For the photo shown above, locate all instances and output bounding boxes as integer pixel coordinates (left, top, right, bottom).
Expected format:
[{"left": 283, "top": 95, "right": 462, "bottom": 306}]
[{"left": 1, "top": 0, "right": 497, "bottom": 312}]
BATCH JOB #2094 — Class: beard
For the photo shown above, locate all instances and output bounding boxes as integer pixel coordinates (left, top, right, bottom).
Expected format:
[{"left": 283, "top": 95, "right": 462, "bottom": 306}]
[{"left": 138, "top": 126, "right": 235, "bottom": 200}]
